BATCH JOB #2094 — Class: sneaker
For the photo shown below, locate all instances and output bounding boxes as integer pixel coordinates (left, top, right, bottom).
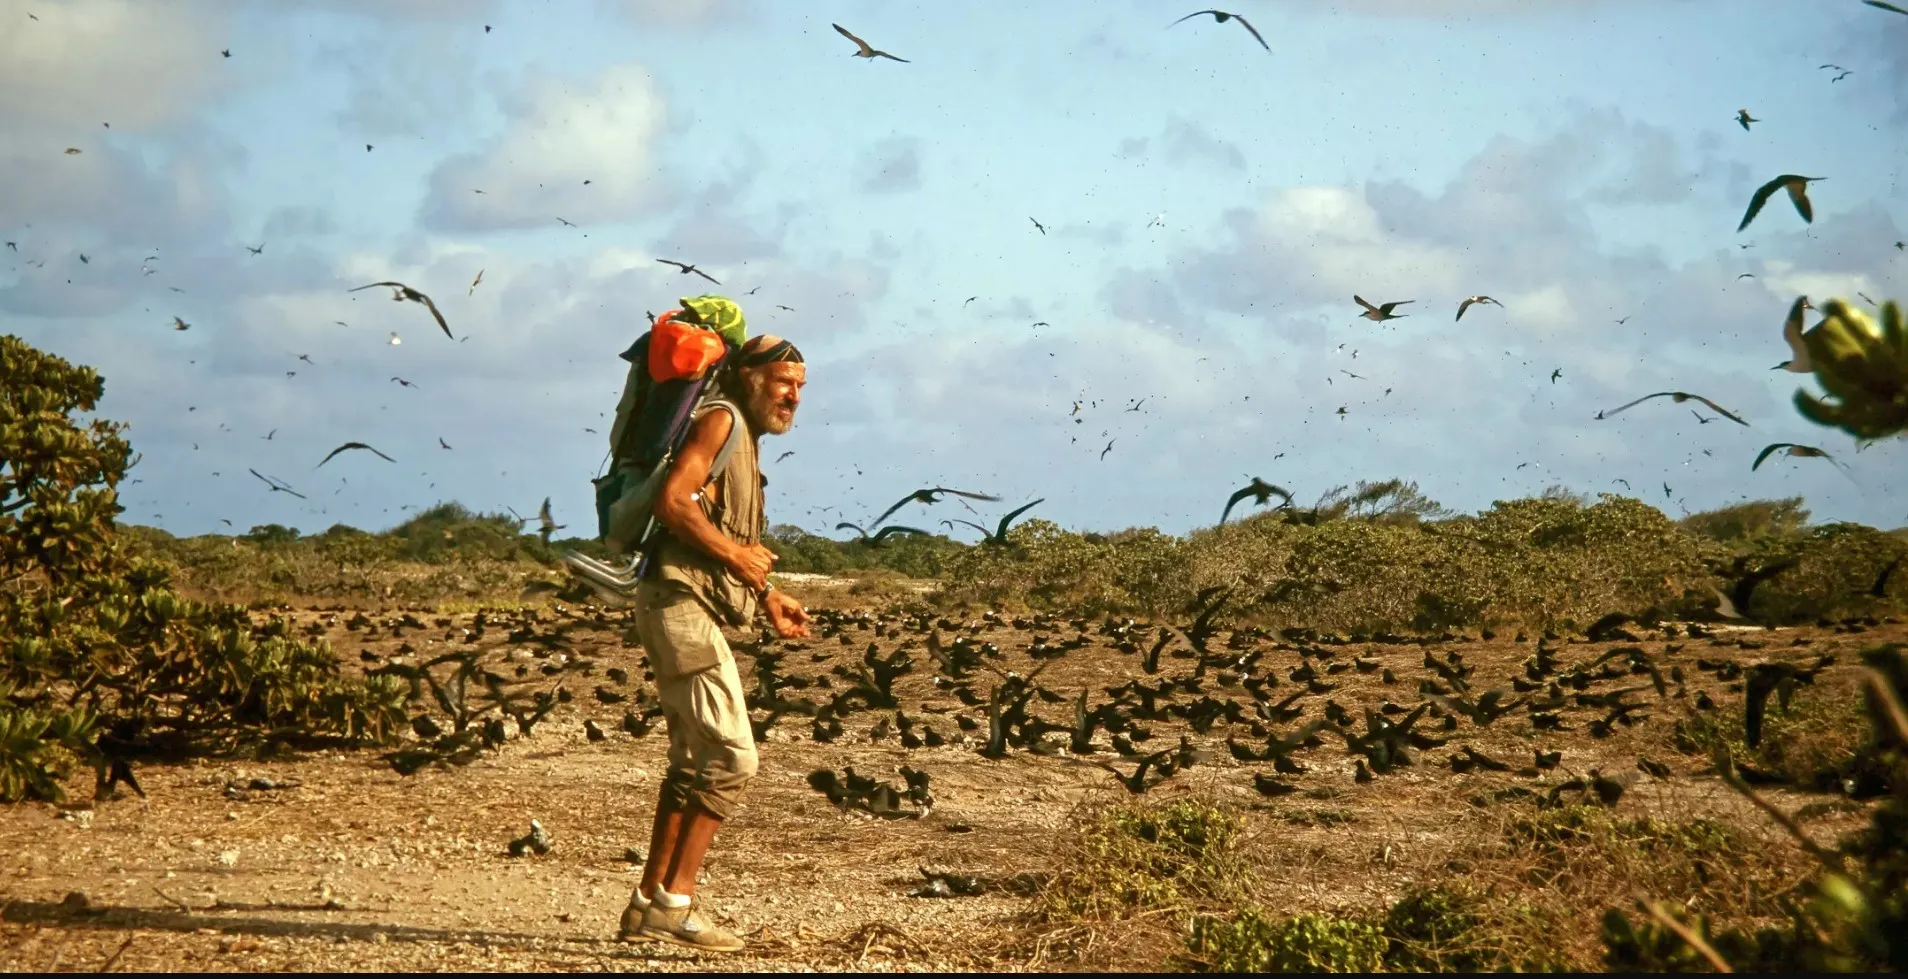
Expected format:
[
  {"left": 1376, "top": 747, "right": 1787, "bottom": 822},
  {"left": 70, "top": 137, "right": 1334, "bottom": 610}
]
[
  {"left": 615, "top": 890, "right": 651, "bottom": 942},
  {"left": 637, "top": 899, "right": 745, "bottom": 953}
]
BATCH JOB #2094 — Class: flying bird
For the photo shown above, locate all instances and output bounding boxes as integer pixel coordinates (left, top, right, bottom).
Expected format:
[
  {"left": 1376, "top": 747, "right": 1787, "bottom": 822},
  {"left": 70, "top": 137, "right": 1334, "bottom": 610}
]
[
  {"left": 1735, "top": 109, "right": 1758, "bottom": 131},
  {"left": 439, "top": 437, "right": 452, "bottom": 449},
  {"left": 656, "top": 258, "right": 720, "bottom": 284},
  {"left": 1455, "top": 296, "right": 1501, "bottom": 321},
  {"left": 348, "top": 281, "right": 452, "bottom": 340},
  {"left": 172, "top": 316, "right": 190, "bottom": 331},
  {"left": 317, "top": 442, "right": 397, "bottom": 468},
  {"left": 249, "top": 469, "right": 306, "bottom": 499},
  {"left": 1029, "top": 217, "right": 1047, "bottom": 235},
  {"left": 469, "top": 269, "right": 483, "bottom": 294},
  {"left": 537, "top": 498, "right": 565, "bottom": 543},
  {"left": 835, "top": 522, "right": 930, "bottom": 542},
  {"left": 1168, "top": 9, "right": 1270, "bottom": 51},
  {"left": 1772, "top": 296, "right": 1815, "bottom": 372},
  {"left": 391, "top": 376, "right": 419, "bottom": 389},
  {"left": 869, "top": 487, "right": 1002, "bottom": 529},
  {"left": 944, "top": 499, "right": 1044, "bottom": 545},
  {"left": 832, "top": 23, "right": 909, "bottom": 62},
  {"left": 1597, "top": 391, "right": 1748, "bottom": 426},
  {"left": 1550, "top": 368, "right": 1562, "bottom": 383},
  {"left": 246, "top": 242, "right": 264, "bottom": 256},
  {"left": 556, "top": 217, "right": 576, "bottom": 227},
  {"left": 1101, "top": 439, "right": 1115, "bottom": 460},
  {"left": 775, "top": 451, "right": 795, "bottom": 463},
  {"left": 1831, "top": 69, "right": 1853, "bottom": 82},
  {"left": 1863, "top": 1, "right": 1908, "bottom": 14},
  {"left": 1220, "top": 478, "right": 1291, "bottom": 524},
  {"left": 1354, "top": 296, "right": 1412, "bottom": 322},
  {"left": 1752, "top": 443, "right": 1842, "bottom": 472},
  {"left": 1737, "top": 175, "right": 1824, "bottom": 233}
]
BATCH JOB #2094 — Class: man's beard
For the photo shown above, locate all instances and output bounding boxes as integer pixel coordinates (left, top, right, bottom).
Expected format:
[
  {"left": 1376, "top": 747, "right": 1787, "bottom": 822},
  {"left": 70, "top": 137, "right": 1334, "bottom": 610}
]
[{"left": 743, "top": 377, "right": 796, "bottom": 435}]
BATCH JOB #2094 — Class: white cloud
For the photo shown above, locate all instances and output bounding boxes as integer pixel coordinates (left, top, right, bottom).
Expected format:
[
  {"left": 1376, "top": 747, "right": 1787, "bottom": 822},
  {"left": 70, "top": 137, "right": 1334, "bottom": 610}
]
[
  {"left": 418, "top": 63, "right": 671, "bottom": 231},
  {"left": 0, "top": 0, "right": 234, "bottom": 132}
]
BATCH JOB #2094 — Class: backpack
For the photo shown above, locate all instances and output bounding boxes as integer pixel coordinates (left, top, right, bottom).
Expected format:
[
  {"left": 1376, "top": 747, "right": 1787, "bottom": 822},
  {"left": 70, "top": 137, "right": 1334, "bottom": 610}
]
[{"left": 590, "top": 302, "right": 748, "bottom": 558}]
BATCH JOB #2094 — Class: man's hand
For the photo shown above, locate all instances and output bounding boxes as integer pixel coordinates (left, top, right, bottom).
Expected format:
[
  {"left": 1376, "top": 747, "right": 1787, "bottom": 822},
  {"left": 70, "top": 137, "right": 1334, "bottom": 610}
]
[
  {"left": 764, "top": 589, "right": 810, "bottom": 639},
  {"left": 728, "top": 542, "right": 778, "bottom": 594}
]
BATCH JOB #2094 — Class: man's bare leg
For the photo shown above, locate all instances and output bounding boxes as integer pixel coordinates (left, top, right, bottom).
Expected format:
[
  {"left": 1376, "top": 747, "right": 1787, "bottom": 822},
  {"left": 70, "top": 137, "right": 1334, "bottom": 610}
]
[
  {"left": 640, "top": 796, "right": 686, "bottom": 898},
  {"left": 660, "top": 802, "right": 724, "bottom": 898}
]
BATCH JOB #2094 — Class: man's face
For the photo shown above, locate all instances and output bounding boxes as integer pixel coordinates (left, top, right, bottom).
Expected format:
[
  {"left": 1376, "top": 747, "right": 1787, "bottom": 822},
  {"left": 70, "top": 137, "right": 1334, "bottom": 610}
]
[{"left": 743, "top": 362, "right": 804, "bottom": 435}]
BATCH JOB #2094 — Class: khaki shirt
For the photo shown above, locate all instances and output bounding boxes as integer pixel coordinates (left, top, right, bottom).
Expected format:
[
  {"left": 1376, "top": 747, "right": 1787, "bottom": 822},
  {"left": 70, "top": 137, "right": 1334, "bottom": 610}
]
[{"left": 650, "top": 400, "right": 765, "bottom": 627}]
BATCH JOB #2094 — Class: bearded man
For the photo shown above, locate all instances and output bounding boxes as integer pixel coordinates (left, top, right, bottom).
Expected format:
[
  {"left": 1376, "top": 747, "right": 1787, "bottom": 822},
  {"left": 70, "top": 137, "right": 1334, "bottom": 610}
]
[{"left": 618, "top": 333, "right": 811, "bottom": 952}]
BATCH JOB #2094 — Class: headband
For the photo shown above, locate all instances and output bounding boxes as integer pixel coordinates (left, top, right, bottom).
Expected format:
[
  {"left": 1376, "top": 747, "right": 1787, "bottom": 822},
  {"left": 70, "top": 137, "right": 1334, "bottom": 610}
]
[{"left": 737, "top": 339, "right": 804, "bottom": 368}]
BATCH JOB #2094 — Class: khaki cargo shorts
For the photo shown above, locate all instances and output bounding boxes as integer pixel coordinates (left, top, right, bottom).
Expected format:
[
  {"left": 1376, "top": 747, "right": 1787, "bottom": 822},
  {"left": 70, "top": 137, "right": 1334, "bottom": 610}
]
[{"left": 631, "top": 580, "right": 759, "bottom": 818}]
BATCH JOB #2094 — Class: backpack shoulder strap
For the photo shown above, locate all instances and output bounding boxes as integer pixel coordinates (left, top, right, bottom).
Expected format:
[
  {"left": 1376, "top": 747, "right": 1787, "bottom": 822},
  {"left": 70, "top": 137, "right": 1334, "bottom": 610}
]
[{"left": 699, "top": 399, "right": 746, "bottom": 486}]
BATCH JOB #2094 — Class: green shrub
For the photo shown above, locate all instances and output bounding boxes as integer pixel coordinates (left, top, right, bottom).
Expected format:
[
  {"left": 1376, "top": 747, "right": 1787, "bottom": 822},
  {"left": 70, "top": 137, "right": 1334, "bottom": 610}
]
[
  {"left": 1039, "top": 798, "right": 1247, "bottom": 921},
  {"left": 0, "top": 335, "right": 405, "bottom": 803},
  {"left": 1188, "top": 910, "right": 1386, "bottom": 973}
]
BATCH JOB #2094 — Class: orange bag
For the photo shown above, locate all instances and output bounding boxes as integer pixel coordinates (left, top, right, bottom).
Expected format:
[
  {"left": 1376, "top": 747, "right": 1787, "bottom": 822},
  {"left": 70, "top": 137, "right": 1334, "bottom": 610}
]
[{"left": 647, "top": 310, "right": 726, "bottom": 382}]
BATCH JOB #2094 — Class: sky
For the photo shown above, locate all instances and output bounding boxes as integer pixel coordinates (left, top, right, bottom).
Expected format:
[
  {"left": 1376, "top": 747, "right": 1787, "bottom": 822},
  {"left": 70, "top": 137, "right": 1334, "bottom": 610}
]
[{"left": 2, "top": 0, "right": 1906, "bottom": 542}]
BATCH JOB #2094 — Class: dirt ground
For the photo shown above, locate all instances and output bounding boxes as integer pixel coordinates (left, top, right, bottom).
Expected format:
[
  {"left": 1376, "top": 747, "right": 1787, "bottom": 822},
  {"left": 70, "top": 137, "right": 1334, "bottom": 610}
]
[{"left": 0, "top": 576, "right": 1896, "bottom": 972}]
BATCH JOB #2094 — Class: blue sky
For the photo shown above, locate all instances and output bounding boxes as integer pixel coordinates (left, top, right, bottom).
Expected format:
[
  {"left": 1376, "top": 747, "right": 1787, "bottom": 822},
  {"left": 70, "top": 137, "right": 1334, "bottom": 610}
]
[{"left": 3, "top": 0, "right": 1905, "bottom": 541}]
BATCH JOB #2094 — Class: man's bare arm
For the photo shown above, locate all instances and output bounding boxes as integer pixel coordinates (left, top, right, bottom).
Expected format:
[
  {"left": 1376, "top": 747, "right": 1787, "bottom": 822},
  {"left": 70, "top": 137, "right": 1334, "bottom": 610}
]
[{"left": 653, "top": 409, "right": 745, "bottom": 573}]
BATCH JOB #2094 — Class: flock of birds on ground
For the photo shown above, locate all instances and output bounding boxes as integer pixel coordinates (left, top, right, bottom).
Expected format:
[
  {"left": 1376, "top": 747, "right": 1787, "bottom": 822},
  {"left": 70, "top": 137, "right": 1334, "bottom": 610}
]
[
  {"left": 6, "top": 3, "right": 1904, "bottom": 539},
  {"left": 252, "top": 569, "right": 1898, "bottom": 842}
]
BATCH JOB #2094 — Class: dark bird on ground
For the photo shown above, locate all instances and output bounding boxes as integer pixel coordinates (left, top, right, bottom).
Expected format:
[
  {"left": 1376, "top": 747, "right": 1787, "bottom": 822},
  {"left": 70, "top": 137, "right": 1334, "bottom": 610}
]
[
  {"left": 1455, "top": 296, "right": 1501, "bottom": 321},
  {"left": 1743, "top": 657, "right": 1832, "bottom": 747},
  {"left": 348, "top": 281, "right": 452, "bottom": 340},
  {"left": 1736, "top": 109, "right": 1758, "bottom": 131},
  {"left": 656, "top": 258, "right": 720, "bottom": 284},
  {"left": 317, "top": 442, "right": 396, "bottom": 468},
  {"left": 249, "top": 469, "right": 307, "bottom": 499},
  {"left": 1168, "top": 9, "right": 1270, "bottom": 51},
  {"left": 1773, "top": 296, "right": 1816, "bottom": 372},
  {"left": 1713, "top": 556, "right": 1800, "bottom": 620},
  {"left": 1737, "top": 175, "right": 1824, "bottom": 233},
  {"left": 1870, "top": 557, "right": 1900, "bottom": 598},
  {"left": 1029, "top": 217, "right": 1046, "bottom": 234},
  {"left": 945, "top": 499, "right": 1044, "bottom": 545},
  {"left": 832, "top": 23, "right": 909, "bottom": 62},
  {"left": 1354, "top": 295, "right": 1412, "bottom": 322},
  {"left": 870, "top": 487, "right": 1002, "bottom": 529},
  {"left": 1752, "top": 442, "right": 1841, "bottom": 472},
  {"left": 1597, "top": 391, "right": 1747, "bottom": 426},
  {"left": 1220, "top": 477, "right": 1292, "bottom": 524},
  {"left": 1095, "top": 748, "right": 1176, "bottom": 794}
]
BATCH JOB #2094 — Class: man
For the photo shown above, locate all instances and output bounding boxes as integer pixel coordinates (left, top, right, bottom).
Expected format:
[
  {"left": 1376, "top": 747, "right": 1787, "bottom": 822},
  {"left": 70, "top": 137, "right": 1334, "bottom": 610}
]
[{"left": 619, "top": 333, "right": 811, "bottom": 953}]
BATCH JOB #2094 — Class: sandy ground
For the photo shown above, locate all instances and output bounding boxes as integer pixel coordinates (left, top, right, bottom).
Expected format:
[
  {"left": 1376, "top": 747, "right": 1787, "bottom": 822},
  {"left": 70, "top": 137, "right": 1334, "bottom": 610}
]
[{"left": 0, "top": 586, "right": 1895, "bottom": 972}]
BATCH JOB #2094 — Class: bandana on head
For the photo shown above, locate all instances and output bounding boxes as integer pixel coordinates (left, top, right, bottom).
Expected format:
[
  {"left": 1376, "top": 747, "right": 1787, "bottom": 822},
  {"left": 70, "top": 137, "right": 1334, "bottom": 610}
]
[
  {"left": 677, "top": 295, "right": 748, "bottom": 349},
  {"left": 738, "top": 338, "right": 804, "bottom": 368}
]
